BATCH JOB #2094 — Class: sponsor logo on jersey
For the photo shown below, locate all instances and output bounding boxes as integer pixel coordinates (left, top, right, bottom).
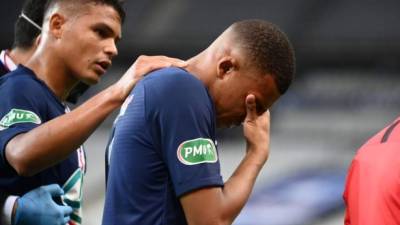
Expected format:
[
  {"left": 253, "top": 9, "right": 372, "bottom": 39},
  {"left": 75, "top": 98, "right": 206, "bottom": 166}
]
[
  {"left": 0, "top": 108, "right": 41, "bottom": 129},
  {"left": 177, "top": 138, "right": 218, "bottom": 165}
]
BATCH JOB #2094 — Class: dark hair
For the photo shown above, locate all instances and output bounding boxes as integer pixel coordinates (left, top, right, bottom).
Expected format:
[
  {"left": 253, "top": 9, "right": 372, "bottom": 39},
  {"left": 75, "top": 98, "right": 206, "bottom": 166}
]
[
  {"left": 45, "top": 0, "right": 125, "bottom": 23},
  {"left": 12, "top": 0, "right": 48, "bottom": 49},
  {"left": 232, "top": 19, "right": 295, "bottom": 95}
]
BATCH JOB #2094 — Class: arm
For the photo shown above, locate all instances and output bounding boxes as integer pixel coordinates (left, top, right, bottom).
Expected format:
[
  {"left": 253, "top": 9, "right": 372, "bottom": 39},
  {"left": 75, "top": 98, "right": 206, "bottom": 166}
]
[
  {"left": 5, "top": 55, "right": 186, "bottom": 176},
  {"left": 180, "top": 94, "right": 270, "bottom": 225}
]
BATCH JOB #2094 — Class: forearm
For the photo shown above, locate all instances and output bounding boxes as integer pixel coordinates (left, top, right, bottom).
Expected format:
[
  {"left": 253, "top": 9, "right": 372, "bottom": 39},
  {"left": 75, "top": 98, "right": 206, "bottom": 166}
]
[
  {"left": 6, "top": 84, "right": 123, "bottom": 176},
  {"left": 182, "top": 147, "right": 268, "bottom": 225},
  {"left": 220, "top": 148, "right": 267, "bottom": 224}
]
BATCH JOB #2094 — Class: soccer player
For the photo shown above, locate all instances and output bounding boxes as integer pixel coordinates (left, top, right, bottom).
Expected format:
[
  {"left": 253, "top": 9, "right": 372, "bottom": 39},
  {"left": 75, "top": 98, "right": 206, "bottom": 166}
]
[
  {"left": 103, "top": 19, "right": 295, "bottom": 225},
  {"left": 343, "top": 118, "right": 400, "bottom": 225},
  {"left": 1, "top": 0, "right": 89, "bottom": 104},
  {"left": 0, "top": 0, "right": 186, "bottom": 225},
  {"left": 1, "top": 1, "right": 74, "bottom": 225}
]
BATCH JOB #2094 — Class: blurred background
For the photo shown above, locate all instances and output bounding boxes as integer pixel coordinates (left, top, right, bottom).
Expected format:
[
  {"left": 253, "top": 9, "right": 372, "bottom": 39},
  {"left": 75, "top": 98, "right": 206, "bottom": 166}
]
[{"left": 2, "top": 0, "right": 400, "bottom": 224}]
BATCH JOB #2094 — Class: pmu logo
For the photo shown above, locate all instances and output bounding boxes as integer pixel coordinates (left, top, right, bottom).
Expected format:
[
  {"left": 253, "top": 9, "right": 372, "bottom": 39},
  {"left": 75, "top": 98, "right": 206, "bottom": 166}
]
[{"left": 177, "top": 138, "right": 218, "bottom": 165}]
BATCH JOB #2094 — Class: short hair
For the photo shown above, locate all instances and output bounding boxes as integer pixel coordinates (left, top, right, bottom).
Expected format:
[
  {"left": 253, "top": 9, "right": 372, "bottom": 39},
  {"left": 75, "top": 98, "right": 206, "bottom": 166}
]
[
  {"left": 45, "top": 0, "right": 125, "bottom": 23},
  {"left": 232, "top": 19, "right": 295, "bottom": 95},
  {"left": 12, "top": 0, "right": 48, "bottom": 50}
]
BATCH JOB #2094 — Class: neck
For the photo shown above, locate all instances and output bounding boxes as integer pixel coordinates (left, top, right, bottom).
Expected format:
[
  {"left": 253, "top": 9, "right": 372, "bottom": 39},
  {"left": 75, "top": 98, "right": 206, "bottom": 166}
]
[
  {"left": 186, "top": 50, "right": 215, "bottom": 89},
  {"left": 8, "top": 47, "right": 34, "bottom": 65},
  {"left": 26, "top": 48, "right": 77, "bottom": 101}
]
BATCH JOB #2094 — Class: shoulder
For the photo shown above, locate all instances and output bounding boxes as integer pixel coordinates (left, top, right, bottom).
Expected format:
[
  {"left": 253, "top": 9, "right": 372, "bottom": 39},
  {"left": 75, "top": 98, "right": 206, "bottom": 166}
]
[
  {"left": 141, "top": 67, "right": 209, "bottom": 100},
  {"left": 0, "top": 67, "right": 47, "bottom": 109},
  {"left": 142, "top": 67, "right": 205, "bottom": 92},
  {"left": 0, "top": 66, "right": 44, "bottom": 94}
]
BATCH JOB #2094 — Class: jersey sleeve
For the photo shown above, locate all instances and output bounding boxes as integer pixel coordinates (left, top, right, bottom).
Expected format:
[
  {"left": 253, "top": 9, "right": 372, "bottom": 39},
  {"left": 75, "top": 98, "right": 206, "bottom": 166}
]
[
  {"left": 146, "top": 69, "right": 224, "bottom": 197},
  {"left": 343, "top": 159, "right": 359, "bottom": 225},
  {"left": 0, "top": 77, "right": 46, "bottom": 169}
]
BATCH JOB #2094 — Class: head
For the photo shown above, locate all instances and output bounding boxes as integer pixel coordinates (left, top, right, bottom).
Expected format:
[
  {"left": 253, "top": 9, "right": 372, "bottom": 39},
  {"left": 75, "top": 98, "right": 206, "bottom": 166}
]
[
  {"left": 39, "top": 0, "right": 125, "bottom": 84},
  {"left": 11, "top": 0, "right": 48, "bottom": 62},
  {"left": 207, "top": 19, "right": 295, "bottom": 128}
]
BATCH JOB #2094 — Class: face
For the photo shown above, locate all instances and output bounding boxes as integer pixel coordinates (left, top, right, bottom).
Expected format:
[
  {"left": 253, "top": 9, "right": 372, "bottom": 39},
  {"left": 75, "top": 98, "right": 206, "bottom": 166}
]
[
  {"left": 213, "top": 66, "right": 281, "bottom": 128},
  {"left": 54, "top": 4, "right": 122, "bottom": 84}
]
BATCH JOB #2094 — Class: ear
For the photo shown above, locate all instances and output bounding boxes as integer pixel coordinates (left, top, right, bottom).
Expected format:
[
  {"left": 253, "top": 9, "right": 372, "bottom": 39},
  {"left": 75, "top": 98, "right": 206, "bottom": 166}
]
[
  {"left": 34, "top": 34, "right": 41, "bottom": 47},
  {"left": 48, "top": 13, "right": 66, "bottom": 39},
  {"left": 216, "top": 57, "right": 237, "bottom": 79}
]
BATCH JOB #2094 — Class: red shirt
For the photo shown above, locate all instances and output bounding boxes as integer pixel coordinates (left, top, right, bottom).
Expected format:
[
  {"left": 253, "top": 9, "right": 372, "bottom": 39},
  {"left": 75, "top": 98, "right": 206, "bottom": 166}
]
[{"left": 343, "top": 118, "right": 400, "bottom": 225}]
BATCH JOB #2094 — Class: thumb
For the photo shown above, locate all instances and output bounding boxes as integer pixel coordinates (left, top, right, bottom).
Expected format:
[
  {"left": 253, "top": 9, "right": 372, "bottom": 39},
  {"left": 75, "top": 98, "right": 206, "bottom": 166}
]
[
  {"left": 41, "top": 184, "right": 64, "bottom": 197},
  {"left": 245, "top": 94, "right": 257, "bottom": 121}
]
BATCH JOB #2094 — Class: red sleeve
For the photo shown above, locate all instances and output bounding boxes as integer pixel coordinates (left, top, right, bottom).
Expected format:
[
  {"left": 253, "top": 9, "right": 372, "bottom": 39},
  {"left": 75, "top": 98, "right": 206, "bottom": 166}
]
[{"left": 343, "top": 159, "right": 360, "bottom": 225}]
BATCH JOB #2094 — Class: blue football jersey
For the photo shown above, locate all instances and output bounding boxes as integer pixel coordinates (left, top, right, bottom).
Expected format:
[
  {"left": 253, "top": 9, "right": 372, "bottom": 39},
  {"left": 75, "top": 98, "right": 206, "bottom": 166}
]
[
  {"left": 0, "top": 66, "right": 86, "bottom": 225},
  {"left": 103, "top": 67, "right": 224, "bottom": 225}
]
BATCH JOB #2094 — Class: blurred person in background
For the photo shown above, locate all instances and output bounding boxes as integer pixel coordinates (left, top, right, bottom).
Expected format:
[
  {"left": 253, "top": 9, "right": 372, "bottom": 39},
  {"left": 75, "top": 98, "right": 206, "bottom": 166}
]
[
  {"left": 103, "top": 19, "right": 295, "bottom": 225},
  {"left": 0, "top": 0, "right": 186, "bottom": 225},
  {"left": 344, "top": 118, "right": 400, "bottom": 225}
]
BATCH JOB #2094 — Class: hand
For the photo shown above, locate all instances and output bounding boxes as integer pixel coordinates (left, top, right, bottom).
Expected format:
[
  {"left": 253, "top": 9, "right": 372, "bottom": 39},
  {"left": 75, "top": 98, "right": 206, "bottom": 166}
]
[
  {"left": 13, "top": 184, "right": 73, "bottom": 225},
  {"left": 243, "top": 94, "right": 270, "bottom": 162},
  {"left": 115, "top": 55, "right": 187, "bottom": 100}
]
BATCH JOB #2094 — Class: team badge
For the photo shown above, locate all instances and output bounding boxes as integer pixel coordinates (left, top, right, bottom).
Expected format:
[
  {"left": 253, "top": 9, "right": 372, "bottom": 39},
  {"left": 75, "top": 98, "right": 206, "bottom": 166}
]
[
  {"left": 177, "top": 138, "right": 218, "bottom": 165},
  {"left": 0, "top": 108, "right": 41, "bottom": 130}
]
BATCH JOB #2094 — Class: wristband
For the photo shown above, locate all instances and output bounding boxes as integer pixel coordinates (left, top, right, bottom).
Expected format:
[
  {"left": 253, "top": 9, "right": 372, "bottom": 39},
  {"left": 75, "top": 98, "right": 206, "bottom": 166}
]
[{"left": 1, "top": 196, "right": 18, "bottom": 225}]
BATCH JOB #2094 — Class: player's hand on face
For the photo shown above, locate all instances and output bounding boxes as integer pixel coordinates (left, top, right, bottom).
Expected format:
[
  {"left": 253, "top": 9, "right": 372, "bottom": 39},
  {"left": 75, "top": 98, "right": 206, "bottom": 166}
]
[
  {"left": 243, "top": 94, "right": 270, "bottom": 162},
  {"left": 13, "top": 184, "right": 73, "bottom": 225},
  {"left": 116, "top": 55, "right": 187, "bottom": 100}
]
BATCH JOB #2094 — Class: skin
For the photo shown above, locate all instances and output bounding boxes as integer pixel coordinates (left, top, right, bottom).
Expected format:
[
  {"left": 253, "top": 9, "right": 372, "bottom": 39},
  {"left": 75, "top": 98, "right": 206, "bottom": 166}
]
[
  {"left": 5, "top": 2, "right": 186, "bottom": 177},
  {"left": 180, "top": 27, "right": 281, "bottom": 225},
  {"left": 8, "top": 46, "right": 37, "bottom": 67}
]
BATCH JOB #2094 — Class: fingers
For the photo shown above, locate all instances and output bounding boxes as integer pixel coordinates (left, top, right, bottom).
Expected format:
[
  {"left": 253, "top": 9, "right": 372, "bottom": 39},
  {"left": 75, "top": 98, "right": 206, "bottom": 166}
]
[
  {"left": 135, "top": 55, "right": 187, "bottom": 74},
  {"left": 160, "top": 56, "right": 188, "bottom": 68},
  {"left": 245, "top": 94, "right": 257, "bottom": 121},
  {"left": 41, "top": 184, "right": 64, "bottom": 197},
  {"left": 63, "top": 216, "right": 71, "bottom": 224},
  {"left": 148, "top": 55, "right": 187, "bottom": 67},
  {"left": 60, "top": 205, "right": 73, "bottom": 216}
]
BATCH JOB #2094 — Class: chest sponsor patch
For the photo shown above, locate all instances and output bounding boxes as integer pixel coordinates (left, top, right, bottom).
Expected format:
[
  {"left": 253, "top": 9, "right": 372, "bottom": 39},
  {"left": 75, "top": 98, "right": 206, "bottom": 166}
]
[
  {"left": 177, "top": 138, "right": 218, "bottom": 165},
  {"left": 0, "top": 108, "right": 41, "bottom": 129}
]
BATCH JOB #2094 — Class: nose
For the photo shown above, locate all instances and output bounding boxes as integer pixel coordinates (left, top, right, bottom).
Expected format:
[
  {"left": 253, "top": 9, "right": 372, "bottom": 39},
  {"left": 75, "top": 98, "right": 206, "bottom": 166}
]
[{"left": 104, "top": 39, "right": 118, "bottom": 59}]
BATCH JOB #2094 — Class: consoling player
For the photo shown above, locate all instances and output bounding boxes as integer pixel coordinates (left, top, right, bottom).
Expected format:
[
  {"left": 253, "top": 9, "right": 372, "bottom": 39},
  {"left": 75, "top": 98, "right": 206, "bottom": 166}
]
[
  {"left": 1, "top": 0, "right": 89, "bottom": 104},
  {"left": 0, "top": 0, "right": 186, "bottom": 225},
  {"left": 103, "top": 19, "right": 295, "bottom": 225},
  {"left": 1, "top": 1, "right": 74, "bottom": 225}
]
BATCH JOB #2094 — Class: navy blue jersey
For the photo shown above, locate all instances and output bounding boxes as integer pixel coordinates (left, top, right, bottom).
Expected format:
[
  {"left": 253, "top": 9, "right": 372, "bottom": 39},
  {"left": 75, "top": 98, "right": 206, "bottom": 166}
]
[
  {"left": 0, "top": 66, "right": 86, "bottom": 225},
  {"left": 102, "top": 67, "right": 224, "bottom": 225}
]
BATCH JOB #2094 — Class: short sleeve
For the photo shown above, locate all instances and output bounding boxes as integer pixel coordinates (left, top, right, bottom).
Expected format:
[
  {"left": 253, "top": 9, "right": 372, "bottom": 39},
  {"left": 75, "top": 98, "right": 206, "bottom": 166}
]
[
  {"left": 145, "top": 69, "right": 223, "bottom": 197},
  {"left": 0, "top": 77, "right": 46, "bottom": 169}
]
